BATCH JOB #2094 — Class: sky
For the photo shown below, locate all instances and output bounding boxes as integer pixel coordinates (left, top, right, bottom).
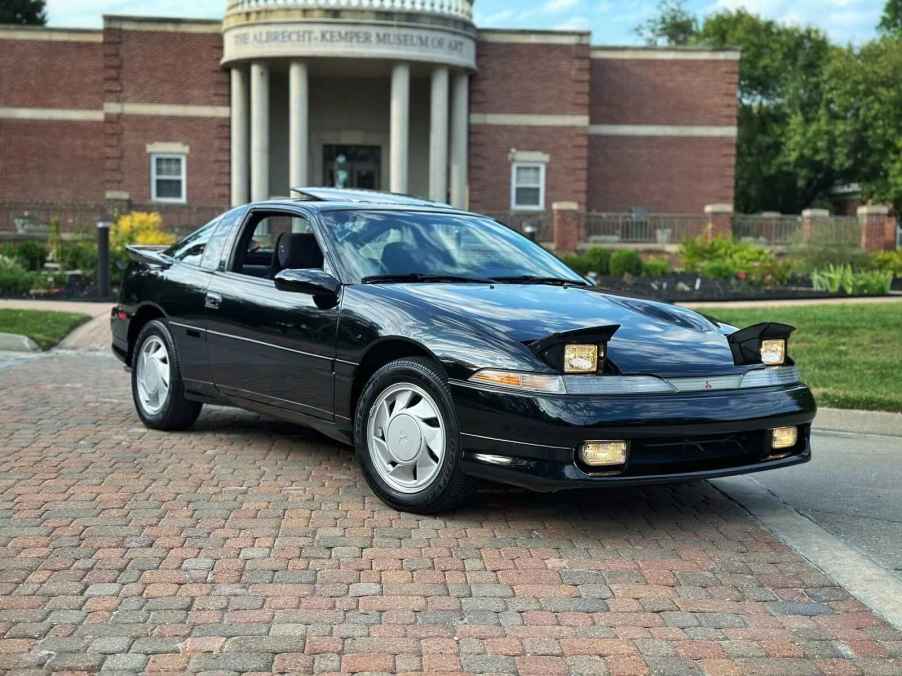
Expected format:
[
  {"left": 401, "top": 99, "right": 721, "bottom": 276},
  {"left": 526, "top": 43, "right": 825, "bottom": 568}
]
[{"left": 46, "top": 0, "right": 886, "bottom": 46}]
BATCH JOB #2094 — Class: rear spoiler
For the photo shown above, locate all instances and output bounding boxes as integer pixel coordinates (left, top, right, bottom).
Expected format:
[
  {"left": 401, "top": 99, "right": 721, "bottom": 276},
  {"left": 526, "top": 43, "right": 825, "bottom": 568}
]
[{"left": 126, "top": 245, "right": 172, "bottom": 267}]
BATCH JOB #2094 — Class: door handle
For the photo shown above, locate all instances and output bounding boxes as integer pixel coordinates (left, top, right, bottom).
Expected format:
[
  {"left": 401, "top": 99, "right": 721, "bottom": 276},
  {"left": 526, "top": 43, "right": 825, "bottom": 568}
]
[{"left": 205, "top": 292, "right": 223, "bottom": 310}]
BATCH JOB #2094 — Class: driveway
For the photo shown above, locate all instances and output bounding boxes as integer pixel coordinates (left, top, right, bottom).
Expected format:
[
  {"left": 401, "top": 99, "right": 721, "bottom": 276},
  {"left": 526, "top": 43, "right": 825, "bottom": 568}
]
[{"left": 1, "top": 352, "right": 900, "bottom": 674}]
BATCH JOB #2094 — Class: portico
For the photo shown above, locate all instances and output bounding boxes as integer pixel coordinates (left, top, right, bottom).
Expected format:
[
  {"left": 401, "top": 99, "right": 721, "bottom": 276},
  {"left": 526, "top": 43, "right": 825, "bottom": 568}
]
[{"left": 222, "top": 0, "right": 476, "bottom": 208}]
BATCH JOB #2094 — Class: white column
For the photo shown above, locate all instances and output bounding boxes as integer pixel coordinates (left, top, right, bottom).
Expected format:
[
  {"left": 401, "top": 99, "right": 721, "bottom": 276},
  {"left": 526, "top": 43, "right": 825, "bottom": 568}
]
[
  {"left": 289, "top": 61, "right": 309, "bottom": 189},
  {"left": 250, "top": 61, "right": 270, "bottom": 202},
  {"left": 230, "top": 67, "right": 249, "bottom": 206},
  {"left": 429, "top": 67, "right": 450, "bottom": 203},
  {"left": 450, "top": 71, "right": 469, "bottom": 210},
  {"left": 390, "top": 62, "right": 411, "bottom": 194}
]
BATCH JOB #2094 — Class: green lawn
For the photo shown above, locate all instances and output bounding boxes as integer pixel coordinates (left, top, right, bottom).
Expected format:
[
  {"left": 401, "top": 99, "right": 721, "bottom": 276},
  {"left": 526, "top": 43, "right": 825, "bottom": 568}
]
[
  {"left": 704, "top": 302, "right": 902, "bottom": 413},
  {"left": 0, "top": 309, "right": 91, "bottom": 351}
]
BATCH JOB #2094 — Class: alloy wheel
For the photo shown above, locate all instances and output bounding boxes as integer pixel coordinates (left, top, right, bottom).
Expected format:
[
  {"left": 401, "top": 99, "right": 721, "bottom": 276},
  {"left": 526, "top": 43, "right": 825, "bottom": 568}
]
[
  {"left": 136, "top": 336, "right": 171, "bottom": 416},
  {"left": 366, "top": 382, "right": 446, "bottom": 494}
]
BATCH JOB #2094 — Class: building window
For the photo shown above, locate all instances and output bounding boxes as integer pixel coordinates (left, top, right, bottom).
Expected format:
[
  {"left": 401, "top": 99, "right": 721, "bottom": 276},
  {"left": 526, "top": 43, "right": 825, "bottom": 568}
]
[
  {"left": 511, "top": 162, "right": 546, "bottom": 211},
  {"left": 151, "top": 154, "right": 187, "bottom": 203}
]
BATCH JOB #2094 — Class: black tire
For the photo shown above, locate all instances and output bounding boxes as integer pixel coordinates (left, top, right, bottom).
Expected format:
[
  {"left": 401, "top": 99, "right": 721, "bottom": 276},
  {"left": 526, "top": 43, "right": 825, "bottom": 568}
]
[
  {"left": 131, "top": 319, "right": 202, "bottom": 431},
  {"left": 354, "top": 357, "right": 475, "bottom": 514}
]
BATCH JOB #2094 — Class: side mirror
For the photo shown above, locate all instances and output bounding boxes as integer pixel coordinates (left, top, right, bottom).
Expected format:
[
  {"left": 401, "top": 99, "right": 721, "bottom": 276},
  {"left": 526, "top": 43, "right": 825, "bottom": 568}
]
[{"left": 274, "top": 269, "right": 341, "bottom": 297}]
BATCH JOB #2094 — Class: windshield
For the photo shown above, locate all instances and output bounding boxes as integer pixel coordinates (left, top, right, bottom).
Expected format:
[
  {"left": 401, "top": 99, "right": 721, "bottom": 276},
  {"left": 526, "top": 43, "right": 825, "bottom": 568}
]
[{"left": 320, "top": 210, "right": 586, "bottom": 285}]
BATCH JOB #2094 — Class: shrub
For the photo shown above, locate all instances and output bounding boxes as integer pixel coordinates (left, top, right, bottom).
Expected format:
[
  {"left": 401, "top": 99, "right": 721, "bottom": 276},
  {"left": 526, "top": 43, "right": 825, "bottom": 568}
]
[
  {"left": 812, "top": 264, "right": 893, "bottom": 296},
  {"left": 111, "top": 212, "right": 175, "bottom": 251},
  {"left": 641, "top": 258, "right": 671, "bottom": 277},
  {"left": 700, "top": 259, "right": 738, "bottom": 280},
  {"left": 583, "top": 247, "right": 613, "bottom": 276},
  {"left": 790, "top": 244, "right": 873, "bottom": 275},
  {"left": 873, "top": 250, "right": 902, "bottom": 276},
  {"left": 610, "top": 250, "right": 643, "bottom": 277},
  {"left": 0, "top": 255, "right": 34, "bottom": 296},
  {"left": 561, "top": 253, "right": 591, "bottom": 275},
  {"left": 852, "top": 270, "right": 894, "bottom": 295},
  {"left": 0, "top": 240, "right": 49, "bottom": 271},
  {"left": 60, "top": 240, "right": 99, "bottom": 275},
  {"left": 679, "top": 236, "right": 788, "bottom": 286}
]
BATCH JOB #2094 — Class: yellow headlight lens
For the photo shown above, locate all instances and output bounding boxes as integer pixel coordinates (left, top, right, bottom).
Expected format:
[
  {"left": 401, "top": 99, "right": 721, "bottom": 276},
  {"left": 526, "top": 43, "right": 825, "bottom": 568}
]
[
  {"left": 760, "top": 339, "right": 786, "bottom": 366},
  {"left": 564, "top": 344, "right": 599, "bottom": 373},
  {"left": 469, "top": 370, "right": 566, "bottom": 394},
  {"left": 771, "top": 426, "right": 798, "bottom": 450},
  {"left": 580, "top": 441, "right": 628, "bottom": 467}
]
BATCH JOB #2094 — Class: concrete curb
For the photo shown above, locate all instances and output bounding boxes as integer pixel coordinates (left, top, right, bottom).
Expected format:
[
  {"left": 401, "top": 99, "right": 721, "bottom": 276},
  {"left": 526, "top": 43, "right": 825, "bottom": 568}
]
[
  {"left": 0, "top": 332, "right": 40, "bottom": 352},
  {"left": 815, "top": 407, "right": 902, "bottom": 438},
  {"left": 716, "top": 476, "right": 902, "bottom": 631}
]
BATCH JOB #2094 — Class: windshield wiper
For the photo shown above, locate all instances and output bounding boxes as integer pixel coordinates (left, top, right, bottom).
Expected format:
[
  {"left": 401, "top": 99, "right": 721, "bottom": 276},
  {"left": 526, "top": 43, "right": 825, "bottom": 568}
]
[
  {"left": 490, "top": 275, "right": 589, "bottom": 287},
  {"left": 361, "top": 273, "right": 494, "bottom": 284}
]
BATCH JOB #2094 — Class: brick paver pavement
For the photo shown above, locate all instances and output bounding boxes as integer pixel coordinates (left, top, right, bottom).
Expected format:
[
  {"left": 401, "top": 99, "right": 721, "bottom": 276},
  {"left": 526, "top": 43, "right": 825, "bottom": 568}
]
[{"left": 1, "top": 353, "right": 900, "bottom": 675}]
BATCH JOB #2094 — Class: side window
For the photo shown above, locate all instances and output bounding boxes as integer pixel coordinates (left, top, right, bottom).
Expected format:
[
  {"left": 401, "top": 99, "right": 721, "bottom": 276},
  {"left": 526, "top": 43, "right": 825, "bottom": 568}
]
[
  {"left": 168, "top": 220, "right": 217, "bottom": 267},
  {"left": 200, "top": 208, "right": 244, "bottom": 271},
  {"left": 232, "top": 212, "right": 317, "bottom": 279}
]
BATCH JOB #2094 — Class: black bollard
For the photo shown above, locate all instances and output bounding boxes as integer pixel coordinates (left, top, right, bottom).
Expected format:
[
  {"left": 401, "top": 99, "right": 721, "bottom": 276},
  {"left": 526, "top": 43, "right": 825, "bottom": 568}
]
[{"left": 97, "top": 220, "right": 111, "bottom": 298}]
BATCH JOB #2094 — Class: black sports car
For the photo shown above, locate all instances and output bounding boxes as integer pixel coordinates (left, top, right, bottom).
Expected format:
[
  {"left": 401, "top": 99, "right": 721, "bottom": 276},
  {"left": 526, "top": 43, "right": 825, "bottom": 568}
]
[{"left": 112, "top": 188, "right": 816, "bottom": 513}]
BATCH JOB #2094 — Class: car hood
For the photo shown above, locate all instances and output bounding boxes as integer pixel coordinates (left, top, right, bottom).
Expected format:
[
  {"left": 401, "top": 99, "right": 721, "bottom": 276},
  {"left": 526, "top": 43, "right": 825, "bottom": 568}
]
[{"left": 363, "top": 283, "right": 738, "bottom": 376}]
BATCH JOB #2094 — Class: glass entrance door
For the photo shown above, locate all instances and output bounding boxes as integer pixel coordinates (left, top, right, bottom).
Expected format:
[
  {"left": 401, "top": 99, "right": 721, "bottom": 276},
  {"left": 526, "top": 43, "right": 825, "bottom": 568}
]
[{"left": 323, "top": 145, "right": 382, "bottom": 190}]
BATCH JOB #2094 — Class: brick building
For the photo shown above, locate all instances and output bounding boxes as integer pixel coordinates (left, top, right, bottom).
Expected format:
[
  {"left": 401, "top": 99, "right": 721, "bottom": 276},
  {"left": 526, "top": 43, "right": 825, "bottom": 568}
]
[{"left": 0, "top": 1, "right": 739, "bottom": 236}]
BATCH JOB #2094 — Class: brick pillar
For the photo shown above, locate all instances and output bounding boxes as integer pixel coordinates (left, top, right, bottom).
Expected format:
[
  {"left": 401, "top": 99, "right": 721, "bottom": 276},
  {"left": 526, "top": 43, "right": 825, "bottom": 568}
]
[
  {"left": 802, "top": 209, "right": 829, "bottom": 243},
  {"left": 552, "top": 201, "right": 583, "bottom": 253},
  {"left": 704, "top": 204, "right": 734, "bottom": 240},
  {"left": 858, "top": 205, "right": 895, "bottom": 251}
]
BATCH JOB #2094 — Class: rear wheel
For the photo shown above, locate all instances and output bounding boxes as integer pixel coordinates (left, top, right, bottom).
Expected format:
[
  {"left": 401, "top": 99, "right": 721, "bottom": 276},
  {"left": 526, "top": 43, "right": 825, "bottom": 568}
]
[
  {"left": 355, "top": 358, "right": 474, "bottom": 514},
  {"left": 131, "top": 320, "right": 202, "bottom": 431}
]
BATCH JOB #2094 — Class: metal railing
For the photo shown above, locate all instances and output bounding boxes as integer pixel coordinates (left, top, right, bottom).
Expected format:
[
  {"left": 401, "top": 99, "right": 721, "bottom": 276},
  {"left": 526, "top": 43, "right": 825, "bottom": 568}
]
[
  {"left": 584, "top": 213, "right": 707, "bottom": 245},
  {"left": 483, "top": 211, "right": 553, "bottom": 243},
  {"left": 804, "top": 216, "right": 861, "bottom": 247},
  {"left": 733, "top": 214, "right": 802, "bottom": 245},
  {"left": 226, "top": 0, "right": 475, "bottom": 20}
]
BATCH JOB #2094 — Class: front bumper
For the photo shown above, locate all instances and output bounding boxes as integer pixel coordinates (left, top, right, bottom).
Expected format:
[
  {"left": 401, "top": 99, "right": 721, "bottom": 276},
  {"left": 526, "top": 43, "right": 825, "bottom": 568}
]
[{"left": 451, "top": 380, "right": 816, "bottom": 492}]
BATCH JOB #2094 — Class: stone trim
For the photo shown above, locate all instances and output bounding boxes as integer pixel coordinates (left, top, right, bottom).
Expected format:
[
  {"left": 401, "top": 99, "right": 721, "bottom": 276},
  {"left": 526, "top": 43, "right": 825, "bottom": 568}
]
[
  {"left": 105, "top": 191, "right": 131, "bottom": 200},
  {"left": 552, "top": 201, "right": 579, "bottom": 211},
  {"left": 104, "top": 103, "right": 231, "bottom": 118},
  {"left": 479, "top": 30, "right": 590, "bottom": 45},
  {"left": 146, "top": 142, "right": 191, "bottom": 155},
  {"left": 508, "top": 150, "right": 550, "bottom": 163},
  {"left": 470, "top": 113, "right": 589, "bottom": 127},
  {"left": 0, "top": 106, "right": 104, "bottom": 122},
  {"left": 591, "top": 48, "right": 740, "bottom": 60},
  {"left": 589, "top": 124, "right": 737, "bottom": 138},
  {"left": 0, "top": 27, "right": 103, "bottom": 42},
  {"left": 705, "top": 203, "right": 734, "bottom": 214},
  {"left": 858, "top": 205, "right": 891, "bottom": 216},
  {"left": 103, "top": 16, "right": 223, "bottom": 34}
]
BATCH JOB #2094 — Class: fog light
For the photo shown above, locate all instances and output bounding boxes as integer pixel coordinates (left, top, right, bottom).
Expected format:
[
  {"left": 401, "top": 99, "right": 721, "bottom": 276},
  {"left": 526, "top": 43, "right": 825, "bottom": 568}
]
[
  {"left": 760, "top": 339, "right": 786, "bottom": 366},
  {"left": 580, "top": 441, "right": 628, "bottom": 467},
  {"left": 564, "top": 344, "right": 599, "bottom": 374},
  {"left": 771, "top": 426, "right": 798, "bottom": 450}
]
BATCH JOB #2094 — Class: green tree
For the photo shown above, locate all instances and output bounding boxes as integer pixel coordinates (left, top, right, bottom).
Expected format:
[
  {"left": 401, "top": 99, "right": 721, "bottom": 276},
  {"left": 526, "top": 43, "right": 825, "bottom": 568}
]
[
  {"left": 0, "top": 0, "right": 47, "bottom": 25},
  {"left": 821, "top": 38, "right": 902, "bottom": 210},
  {"left": 636, "top": 0, "right": 698, "bottom": 46},
  {"left": 696, "top": 11, "right": 836, "bottom": 212},
  {"left": 880, "top": 0, "right": 902, "bottom": 36}
]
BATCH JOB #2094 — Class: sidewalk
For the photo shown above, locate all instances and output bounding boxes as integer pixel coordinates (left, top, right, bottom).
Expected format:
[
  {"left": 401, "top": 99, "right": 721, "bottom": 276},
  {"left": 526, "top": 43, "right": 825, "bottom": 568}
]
[{"left": 0, "top": 299, "right": 112, "bottom": 351}]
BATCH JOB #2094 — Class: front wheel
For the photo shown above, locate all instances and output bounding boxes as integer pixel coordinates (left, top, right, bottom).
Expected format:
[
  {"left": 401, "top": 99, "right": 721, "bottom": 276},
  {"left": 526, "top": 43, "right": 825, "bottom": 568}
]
[
  {"left": 355, "top": 358, "right": 474, "bottom": 514},
  {"left": 131, "top": 319, "right": 202, "bottom": 431}
]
